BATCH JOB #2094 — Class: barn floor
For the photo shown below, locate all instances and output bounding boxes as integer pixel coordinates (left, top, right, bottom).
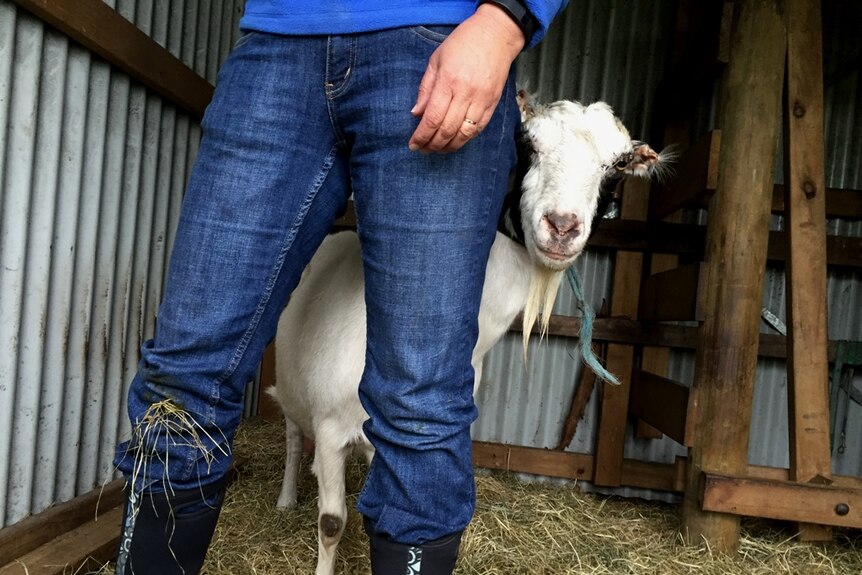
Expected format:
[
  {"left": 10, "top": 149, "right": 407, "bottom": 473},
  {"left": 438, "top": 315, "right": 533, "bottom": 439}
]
[{"left": 94, "top": 417, "right": 861, "bottom": 574}]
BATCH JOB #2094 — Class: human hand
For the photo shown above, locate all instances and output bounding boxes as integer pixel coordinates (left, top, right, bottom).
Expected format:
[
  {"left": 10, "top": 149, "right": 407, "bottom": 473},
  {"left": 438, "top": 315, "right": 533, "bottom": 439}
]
[{"left": 408, "top": 3, "right": 525, "bottom": 154}]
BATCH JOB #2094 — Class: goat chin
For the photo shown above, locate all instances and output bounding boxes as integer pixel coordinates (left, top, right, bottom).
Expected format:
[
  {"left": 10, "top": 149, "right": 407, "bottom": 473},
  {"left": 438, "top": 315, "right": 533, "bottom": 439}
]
[{"left": 521, "top": 264, "right": 565, "bottom": 359}]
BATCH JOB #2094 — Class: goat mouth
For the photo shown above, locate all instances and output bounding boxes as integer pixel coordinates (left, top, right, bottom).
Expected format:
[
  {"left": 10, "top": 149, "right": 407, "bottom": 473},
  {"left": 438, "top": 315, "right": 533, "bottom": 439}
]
[
  {"left": 540, "top": 250, "right": 569, "bottom": 261},
  {"left": 535, "top": 246, "right": 580, "bottom": 269}
]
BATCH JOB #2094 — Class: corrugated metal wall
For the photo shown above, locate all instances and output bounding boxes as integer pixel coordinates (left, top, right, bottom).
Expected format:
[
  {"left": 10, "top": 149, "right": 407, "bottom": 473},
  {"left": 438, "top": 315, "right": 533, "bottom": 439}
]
[
  {"left": 476, "top": 0, "right": 862, "bottom": 500},
  {"left": 0, "top": 0, "right": 243, "bottom": 528}
]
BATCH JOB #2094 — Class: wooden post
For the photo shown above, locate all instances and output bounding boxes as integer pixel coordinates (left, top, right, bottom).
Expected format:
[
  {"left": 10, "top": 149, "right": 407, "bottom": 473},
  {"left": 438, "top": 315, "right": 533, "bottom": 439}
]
[
  {"left": 784, "top": 0, "right": 832, "bottom": 540},
  {"left": 593, "top": 178, "right": 648, "bottom": 486},
  {"left": 680, "top": 0, "right": 787, "bottom": 551}
]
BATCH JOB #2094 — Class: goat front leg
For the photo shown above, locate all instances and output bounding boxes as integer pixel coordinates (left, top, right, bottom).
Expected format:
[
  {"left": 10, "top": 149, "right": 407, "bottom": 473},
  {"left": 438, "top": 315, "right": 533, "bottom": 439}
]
[
  {"left": 276, "top": 416, "right": 304, "bottom": 509},
  {"left": 311, "top": 421, "right": 351, "bottom": 575}
]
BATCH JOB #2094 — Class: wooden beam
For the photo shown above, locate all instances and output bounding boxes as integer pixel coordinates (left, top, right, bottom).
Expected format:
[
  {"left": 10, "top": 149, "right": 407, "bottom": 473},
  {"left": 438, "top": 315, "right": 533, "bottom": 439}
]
[
  {"left": 334, "top": 205, "right": 862, "bottom": 268},
  {"left": 555, "top": 340, "right": 603, "bottom": 450},
  {"left": 593, "top": 220, "right": 861, "bottom": 268},
  {"left": 473, "top": 441, "right": 862, "bottom": 497},
  {"left": 593, "top": 179, "right": 649, "bottom": 487},
  {"left": 784, "top": 0, "right": 833, "bottom": 542},
  {"left": 680, "top": 0, "right": 787, "bottom": 552},
  {"left": 473, "top": 441, "right": 594, "bottom": 482},
  {"left": 512, "top": 314, "right": 853, "bottom": 362},
  {"left": 11, "top": 0, "right": 213, "bottom": 119},
  {"left": 700, "top": 474, "right": 862, "bottom": 529},
  {"left": 0, "top": 480, "right": 124, "bottom": 566},
  {"left": 472, "top": 441, "right": 679, "bottom": 493},
  {"left": 0, "top": 506, "right": 123, "bottom": 575},
  {"left": 767, "top": 232, "right": 862, "bottom": 269},
  {"left": 773, "top": 185, "right": 862, "bottom": 220},
  {"left": 591, "top": 219, "right": 705, "bottom": 255},
  {"left": 629, "top": 369, "right": 693, "bottom": 446},
  {"left": 638, "top": 263, "right": 706, "bottom": 322},
  {"left": 649, "top": 130, "right": 721, "bottom": 220}
]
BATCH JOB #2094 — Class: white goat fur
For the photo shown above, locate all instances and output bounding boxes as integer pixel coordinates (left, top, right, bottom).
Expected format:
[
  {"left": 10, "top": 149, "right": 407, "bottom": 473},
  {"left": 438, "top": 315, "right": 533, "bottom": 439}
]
[{"left": 270, "top": 97, "right": 661, "bottom": 575}]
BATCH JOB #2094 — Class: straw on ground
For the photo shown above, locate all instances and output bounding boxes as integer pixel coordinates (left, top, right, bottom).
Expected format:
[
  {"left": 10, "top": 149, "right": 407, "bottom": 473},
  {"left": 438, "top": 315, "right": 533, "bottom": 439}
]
[{"left": 93, "top": 418, "right": 861, "bottom": 574}]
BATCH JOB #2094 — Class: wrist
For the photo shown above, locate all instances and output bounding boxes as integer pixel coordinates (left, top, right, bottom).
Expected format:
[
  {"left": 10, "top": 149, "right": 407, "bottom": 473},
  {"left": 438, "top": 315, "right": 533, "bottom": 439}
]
[
  {"left": 477, "top": 0, "right": 537, "bottom": 47},
  {"left": 475, "top": 2, "right": 527, "bottom": 55}
]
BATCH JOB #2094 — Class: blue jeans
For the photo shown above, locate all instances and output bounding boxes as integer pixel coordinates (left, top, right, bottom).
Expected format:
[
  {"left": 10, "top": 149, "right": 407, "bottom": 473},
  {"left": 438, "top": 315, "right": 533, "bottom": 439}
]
[{"left": 115, "top": 27, "right": 518, "bottom": 544}]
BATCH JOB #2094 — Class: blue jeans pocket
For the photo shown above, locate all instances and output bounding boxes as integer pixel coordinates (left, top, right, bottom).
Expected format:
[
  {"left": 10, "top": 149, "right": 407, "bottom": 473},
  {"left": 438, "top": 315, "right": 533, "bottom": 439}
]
[
  {"left": 233, "top": 30, "right": 260, "bottom": 50},
  {"left": 408, "top": 25, "right": 455, "bottom": 45}
]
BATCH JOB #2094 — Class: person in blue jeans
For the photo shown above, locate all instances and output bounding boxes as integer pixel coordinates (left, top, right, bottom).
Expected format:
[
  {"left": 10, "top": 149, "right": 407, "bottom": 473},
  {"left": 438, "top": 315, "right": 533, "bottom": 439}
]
[{"left": 113, "top": 1, "right": 567, "bottom": 573}]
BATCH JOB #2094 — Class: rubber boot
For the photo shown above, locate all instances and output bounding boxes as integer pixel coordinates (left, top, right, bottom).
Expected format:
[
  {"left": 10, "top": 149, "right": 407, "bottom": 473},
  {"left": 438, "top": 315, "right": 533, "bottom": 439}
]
[
  {"left": 365, "top": 520, "right": 462, "bottom": 575},
  {"left": 115, "top": 476, "right": 228, "bottom": 575}
]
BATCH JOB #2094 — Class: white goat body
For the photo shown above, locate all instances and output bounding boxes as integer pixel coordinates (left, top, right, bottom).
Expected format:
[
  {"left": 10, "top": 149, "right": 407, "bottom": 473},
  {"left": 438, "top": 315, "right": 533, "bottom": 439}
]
[{"left": 270, "top": 96, "right": 665, "bottom": 575}]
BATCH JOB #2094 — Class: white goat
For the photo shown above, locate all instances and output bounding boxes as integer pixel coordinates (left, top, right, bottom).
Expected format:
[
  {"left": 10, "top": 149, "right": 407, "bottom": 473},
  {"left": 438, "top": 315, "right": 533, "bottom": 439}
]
[{"left": 270, "top": 94, "right": 665, "bottom": 575}]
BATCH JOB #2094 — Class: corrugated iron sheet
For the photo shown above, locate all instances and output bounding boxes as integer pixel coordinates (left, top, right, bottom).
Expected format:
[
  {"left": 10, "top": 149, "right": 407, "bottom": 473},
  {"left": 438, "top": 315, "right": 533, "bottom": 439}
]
[{"left": 0, "top": 0, "right": 243, "bottom": 528}]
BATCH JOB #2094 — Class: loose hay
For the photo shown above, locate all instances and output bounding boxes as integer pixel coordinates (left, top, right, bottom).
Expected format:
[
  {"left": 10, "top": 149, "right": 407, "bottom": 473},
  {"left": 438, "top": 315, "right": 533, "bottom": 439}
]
[{"left": 92, "top": 418, "right": 861, "bottom": 574}]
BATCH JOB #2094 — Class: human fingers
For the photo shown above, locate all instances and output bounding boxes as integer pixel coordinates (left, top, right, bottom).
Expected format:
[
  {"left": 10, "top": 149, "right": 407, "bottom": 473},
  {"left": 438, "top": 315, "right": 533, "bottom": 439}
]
[
  {"left": 440, "top": 103, "right": 491, "bottom": 153},
  {"left": 408, "top": 68, "right": 453, "bottom": 151},
  {"left": 419, "top": 93, "right": 474, "bottom": 153}
]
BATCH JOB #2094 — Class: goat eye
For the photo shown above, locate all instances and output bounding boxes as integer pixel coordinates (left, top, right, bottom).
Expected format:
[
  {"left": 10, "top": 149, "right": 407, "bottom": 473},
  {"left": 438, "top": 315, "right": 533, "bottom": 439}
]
[{"left": 613, "top": 158, "right": 628, "bottom": 170}]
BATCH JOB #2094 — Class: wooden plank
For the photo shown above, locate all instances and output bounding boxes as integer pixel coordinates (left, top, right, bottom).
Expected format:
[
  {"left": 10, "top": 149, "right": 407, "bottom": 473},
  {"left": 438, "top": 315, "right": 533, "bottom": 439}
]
[
  {"left": 331, "top": 207, "right": 862, "bottom": 269},
  {"left": 472, "top": 442, "right": 679, "bottom": 493},
  {"left": 784, "top": 0, "right": 833, "bottom": 542},
  {"left": 637, "top": 213, "right": 685, "bottom": 440},
  {"left": 773, "top": 185, "right": 862, "bottom": 219},
  {"left": 473, "top": 441, "right": 594, "bottom": 482},
  {"left": 474, "top": 441, "right": 862, "bottom": 497},
  {"left": 629, "top": 370, "right": 692, "bottom": 446},
  {"left": 555, "top": 342, "right": 602, "bottom": 450},
  {"left": 0, "top": 480, "right": 124, "bottom": 566},
  {"left": 638, "top": 262, "right": 705, "bottom": 322},
  {"left": 649, "top": 130, "right": 721, "bottom": 220},
  {"left": 768, "top": 232, "right": 862, "bottom": 269},
  {"left": 746, "top": 466, "right": 862, "bottom": 491},
  {"left": 591, "top": 219, "right": 706, "bottom": 255},
  {"left": 513, "top": 314, "right": 853, "bottom": 362},
  {"left": 593, "top": 178, "right": 649, "bottom": 487},
  {"left": 593, "top": 342, "right": 636, "bottom": 486},
  {"left": 11, "top": 0, "right": 213, "bottom": 119},
  {"left": 658, "top": 0, "right": 728, "bottom": 135},
  {"left": 680, "top": 0, "right": 787, "bottom": 552},
  {"left": 0, "top": 505, "right": 123, "bottom": 575},
  {"left": 700, "top": 474, "right": 862, "bottom": 529}
]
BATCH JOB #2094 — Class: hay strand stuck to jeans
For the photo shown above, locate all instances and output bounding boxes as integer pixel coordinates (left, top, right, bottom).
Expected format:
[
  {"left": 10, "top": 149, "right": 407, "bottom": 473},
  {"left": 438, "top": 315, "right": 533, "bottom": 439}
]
[
  {"left": 93, "top": 418, "right": 861, "bottom": 574},
  {"left": 124, "top": 399, "right": 229, "bottom": 494}
]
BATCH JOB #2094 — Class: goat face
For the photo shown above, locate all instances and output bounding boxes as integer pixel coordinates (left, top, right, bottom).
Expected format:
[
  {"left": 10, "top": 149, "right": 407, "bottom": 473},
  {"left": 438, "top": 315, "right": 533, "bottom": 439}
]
[{"left": 517, "top": 97, "right": 661, "bottom": 271}]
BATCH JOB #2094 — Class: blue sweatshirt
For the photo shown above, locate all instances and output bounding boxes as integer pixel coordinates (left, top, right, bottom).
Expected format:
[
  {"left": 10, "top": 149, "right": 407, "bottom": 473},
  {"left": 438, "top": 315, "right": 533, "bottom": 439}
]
[{"left": 239, "top": 1, "right": 568, "bottom": 49}]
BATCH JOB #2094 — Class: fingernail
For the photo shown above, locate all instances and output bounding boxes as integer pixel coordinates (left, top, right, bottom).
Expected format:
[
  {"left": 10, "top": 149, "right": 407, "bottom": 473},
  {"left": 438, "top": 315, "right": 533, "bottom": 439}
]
[{"left": 408, "top": 143, "right": 419, "bottom": 151}]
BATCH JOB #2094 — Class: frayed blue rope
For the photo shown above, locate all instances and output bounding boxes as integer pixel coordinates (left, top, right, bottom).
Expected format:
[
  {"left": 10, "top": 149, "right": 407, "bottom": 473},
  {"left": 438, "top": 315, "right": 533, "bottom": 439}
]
[{"left": 566, "top": 266, "right": 620, "bottom": 385}]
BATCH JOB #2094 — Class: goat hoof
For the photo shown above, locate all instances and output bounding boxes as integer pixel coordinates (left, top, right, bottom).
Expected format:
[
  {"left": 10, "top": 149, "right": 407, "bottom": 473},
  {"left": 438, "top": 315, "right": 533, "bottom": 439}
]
[{"left": 319, "top": 514, "right": 343, "bottom": 538}]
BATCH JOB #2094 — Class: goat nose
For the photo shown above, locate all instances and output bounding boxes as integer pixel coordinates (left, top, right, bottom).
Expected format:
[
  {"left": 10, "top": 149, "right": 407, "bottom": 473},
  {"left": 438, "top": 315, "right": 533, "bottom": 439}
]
[{"left": 544, "top": 211, "right": 581, "bottom": 236}]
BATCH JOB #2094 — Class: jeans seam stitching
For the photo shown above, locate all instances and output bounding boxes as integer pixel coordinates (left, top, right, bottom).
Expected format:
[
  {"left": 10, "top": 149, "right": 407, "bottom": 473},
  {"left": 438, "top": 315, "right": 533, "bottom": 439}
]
[
  {"left": 328, "top": 36, "right": 358, "bottom": 99},
  {"left": 204, "top": 146, "right": 340, "bottom": 424}
]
